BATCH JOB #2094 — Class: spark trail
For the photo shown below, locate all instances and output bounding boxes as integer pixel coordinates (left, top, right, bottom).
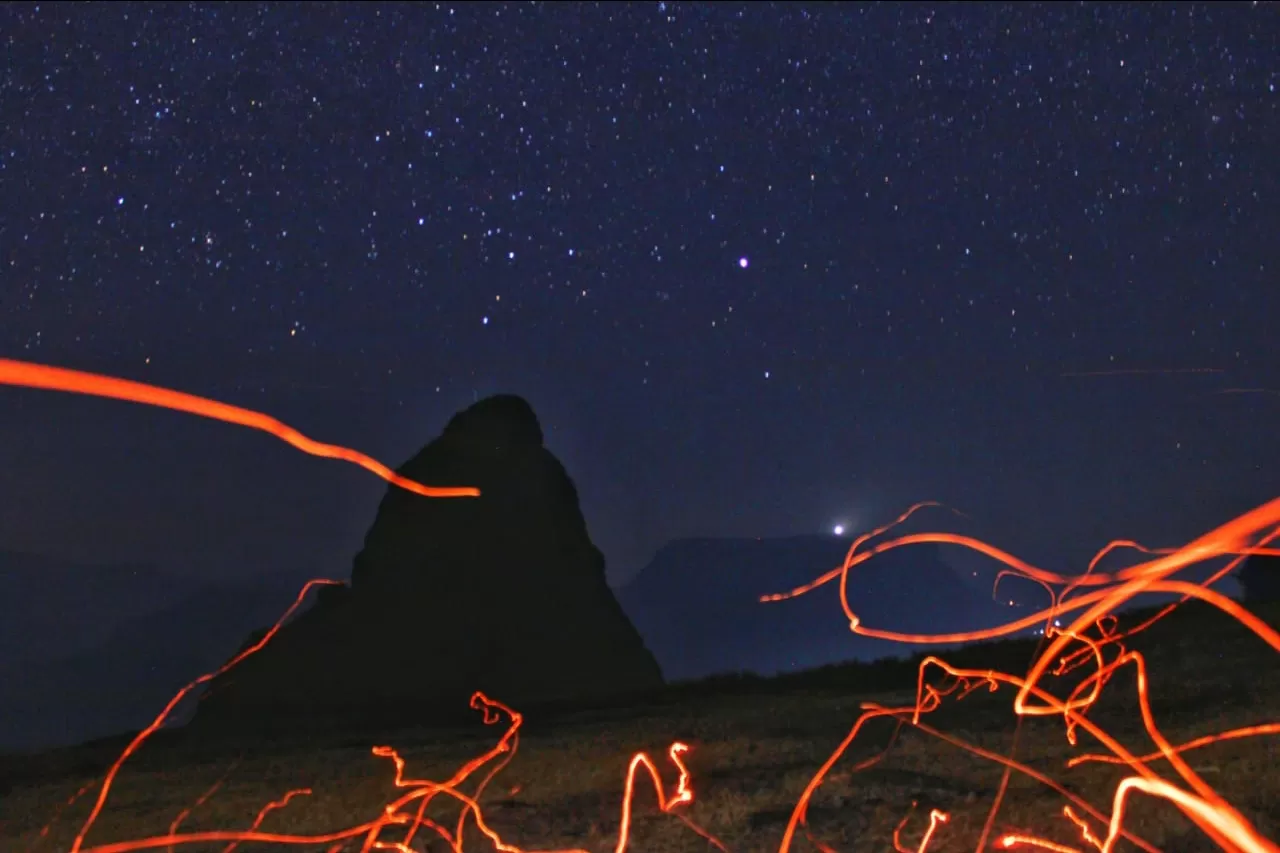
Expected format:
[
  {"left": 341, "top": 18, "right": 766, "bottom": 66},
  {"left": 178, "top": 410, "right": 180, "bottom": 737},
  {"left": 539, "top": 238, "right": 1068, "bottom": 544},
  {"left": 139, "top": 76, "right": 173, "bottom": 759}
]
[
  {"left": 5, "top": 356, "right": 1278, "bottom": 853},
  {"left": 0, "top": 358, "right": 479, "bottom": 499}
]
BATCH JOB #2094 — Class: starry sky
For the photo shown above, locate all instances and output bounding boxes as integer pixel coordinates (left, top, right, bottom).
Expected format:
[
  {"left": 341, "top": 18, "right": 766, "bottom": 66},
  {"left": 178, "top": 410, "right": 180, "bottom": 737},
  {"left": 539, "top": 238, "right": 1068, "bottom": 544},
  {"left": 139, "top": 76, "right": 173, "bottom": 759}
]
[{"left": 1, "top": 2, "right": 1277, "bottom": 590}]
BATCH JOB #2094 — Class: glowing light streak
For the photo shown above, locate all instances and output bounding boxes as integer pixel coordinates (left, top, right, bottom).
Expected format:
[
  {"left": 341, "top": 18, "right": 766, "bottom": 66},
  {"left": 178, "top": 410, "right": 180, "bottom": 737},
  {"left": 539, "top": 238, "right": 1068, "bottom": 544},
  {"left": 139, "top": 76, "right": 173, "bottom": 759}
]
[
  {"left": 0, "top": 358, "right": 479, "bottom": 499},
  {"left": 892, "top": 806, "right": 949, "bottom": 852}
]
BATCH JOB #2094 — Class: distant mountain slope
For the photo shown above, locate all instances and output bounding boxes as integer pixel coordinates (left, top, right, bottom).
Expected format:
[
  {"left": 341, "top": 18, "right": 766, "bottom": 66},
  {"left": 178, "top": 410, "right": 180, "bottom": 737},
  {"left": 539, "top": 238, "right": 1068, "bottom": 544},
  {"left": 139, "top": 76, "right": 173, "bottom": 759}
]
[
  {"left": 0, "top": 572, "right": 316, "bottom": 753},
  {"left": 615, "top": 535, "right": 1023, "bottom": 681},
  {"left": 0, "top": 551, "right": 200, "bottom": 670}
]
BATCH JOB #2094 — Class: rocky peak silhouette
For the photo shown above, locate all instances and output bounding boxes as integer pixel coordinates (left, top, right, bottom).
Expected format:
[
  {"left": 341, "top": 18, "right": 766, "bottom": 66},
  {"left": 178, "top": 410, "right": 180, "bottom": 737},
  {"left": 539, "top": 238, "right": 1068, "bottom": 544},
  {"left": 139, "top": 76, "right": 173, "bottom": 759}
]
[{"left": 193, "top": 395, "right": 662, "bottom": 736}]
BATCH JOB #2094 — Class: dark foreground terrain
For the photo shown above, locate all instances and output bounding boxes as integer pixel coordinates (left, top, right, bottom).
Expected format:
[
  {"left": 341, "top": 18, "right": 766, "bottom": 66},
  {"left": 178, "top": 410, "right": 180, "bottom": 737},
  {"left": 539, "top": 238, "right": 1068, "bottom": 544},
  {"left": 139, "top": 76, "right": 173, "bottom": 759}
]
[{"left": 2, "top": 598, "right": 1276, "bottom": 853}]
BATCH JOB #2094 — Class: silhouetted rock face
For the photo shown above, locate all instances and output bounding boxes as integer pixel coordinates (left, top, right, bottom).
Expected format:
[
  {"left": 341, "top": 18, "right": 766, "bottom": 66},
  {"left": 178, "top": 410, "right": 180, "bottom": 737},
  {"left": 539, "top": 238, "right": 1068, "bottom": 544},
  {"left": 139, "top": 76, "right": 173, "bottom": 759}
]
[
  {"left": 1239, "top": 553, "right": 1280, "bottom": 603},
  {"left": 193, "top": 395, "right": 662, "bottom": 734}
]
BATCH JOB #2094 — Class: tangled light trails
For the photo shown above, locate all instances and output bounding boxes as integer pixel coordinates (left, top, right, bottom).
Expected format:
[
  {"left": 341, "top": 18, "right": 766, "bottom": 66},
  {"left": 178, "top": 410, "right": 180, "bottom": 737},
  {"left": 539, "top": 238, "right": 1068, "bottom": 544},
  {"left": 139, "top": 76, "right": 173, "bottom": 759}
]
[
  {"left": 5, "top": 356, "right": 1277, "bottom": 853},
  {"left": 761, "top": 502, "right": 1280, "bottom": 853}
]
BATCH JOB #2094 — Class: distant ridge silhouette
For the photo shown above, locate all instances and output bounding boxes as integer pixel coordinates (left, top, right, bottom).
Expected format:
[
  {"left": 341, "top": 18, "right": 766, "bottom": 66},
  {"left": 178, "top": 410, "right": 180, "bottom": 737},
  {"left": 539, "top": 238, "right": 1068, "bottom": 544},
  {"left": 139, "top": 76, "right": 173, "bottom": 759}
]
[
  {"left": 0, "top": 552, "right": 191, "bottom": 672},
  {"left": 616, "top": 535, "right": 1021, "bottom": 681},
  {"left": 0, "top": 572, "right": 316, "bottom": 752}
]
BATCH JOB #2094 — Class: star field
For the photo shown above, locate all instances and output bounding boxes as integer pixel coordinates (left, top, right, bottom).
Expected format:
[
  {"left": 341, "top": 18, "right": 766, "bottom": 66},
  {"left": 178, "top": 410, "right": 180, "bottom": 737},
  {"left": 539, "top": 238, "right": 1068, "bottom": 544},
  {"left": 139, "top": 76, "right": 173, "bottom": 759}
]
[{"left": 1, "top": 2, "right": 1277, "bottom": 583}]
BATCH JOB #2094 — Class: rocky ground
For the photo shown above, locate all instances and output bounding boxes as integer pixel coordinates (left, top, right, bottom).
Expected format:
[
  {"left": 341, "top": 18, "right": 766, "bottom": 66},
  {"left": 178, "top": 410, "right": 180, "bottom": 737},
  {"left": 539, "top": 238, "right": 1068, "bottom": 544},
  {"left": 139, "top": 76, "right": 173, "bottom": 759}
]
[{"left": 3, "top": 598, "right": 1276, "bottom": 853}]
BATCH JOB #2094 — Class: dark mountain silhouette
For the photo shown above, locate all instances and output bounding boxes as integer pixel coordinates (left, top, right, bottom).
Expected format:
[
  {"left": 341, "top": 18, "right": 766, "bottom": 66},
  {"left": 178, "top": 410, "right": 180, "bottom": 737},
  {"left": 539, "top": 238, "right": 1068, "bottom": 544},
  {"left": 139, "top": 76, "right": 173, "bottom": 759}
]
[
  {"left": 0, "top": 573, "right": 317, "bottom": 753},
  {"left": 615, "top": 536, "right": 1024, "bottom": 681},
  {"left": 1238, "top": 552, "right": 1280, "bottom": 602},
  {"left": 190, "top": 394, "right": 663, "bottom": 736},
  {"left": 0, "top": 552, "right": 197, "bottom": 672}
]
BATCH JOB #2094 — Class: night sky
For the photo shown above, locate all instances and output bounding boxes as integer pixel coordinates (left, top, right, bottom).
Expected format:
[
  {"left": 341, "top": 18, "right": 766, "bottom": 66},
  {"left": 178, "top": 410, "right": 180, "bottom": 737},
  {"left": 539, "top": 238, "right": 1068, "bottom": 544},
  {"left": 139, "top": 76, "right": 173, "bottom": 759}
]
[{"left": 1, "top": 2, "right": 1277, "bottom": 591}]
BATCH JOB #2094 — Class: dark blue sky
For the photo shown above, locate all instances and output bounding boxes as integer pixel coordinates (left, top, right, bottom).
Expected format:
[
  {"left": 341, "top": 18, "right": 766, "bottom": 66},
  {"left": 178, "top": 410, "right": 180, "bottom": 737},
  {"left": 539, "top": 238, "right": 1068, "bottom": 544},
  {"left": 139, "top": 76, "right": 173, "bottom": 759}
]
[{"left": 1, "top": 2, "right": 1276, "bottom": 587}]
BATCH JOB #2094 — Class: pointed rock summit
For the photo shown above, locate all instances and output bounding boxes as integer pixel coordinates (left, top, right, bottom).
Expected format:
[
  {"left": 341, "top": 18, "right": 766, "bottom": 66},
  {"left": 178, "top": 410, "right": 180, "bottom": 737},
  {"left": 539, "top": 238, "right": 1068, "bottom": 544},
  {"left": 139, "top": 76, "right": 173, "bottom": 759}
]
[{"left": 192, "top": 395, "right": 663, "bottom": 735}]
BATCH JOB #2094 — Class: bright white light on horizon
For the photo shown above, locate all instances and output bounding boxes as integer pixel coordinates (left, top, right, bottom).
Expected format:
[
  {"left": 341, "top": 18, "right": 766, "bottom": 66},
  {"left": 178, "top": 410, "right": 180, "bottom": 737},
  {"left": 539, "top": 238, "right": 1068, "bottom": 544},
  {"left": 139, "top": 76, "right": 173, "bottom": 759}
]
[
  {"left": 738, "top": 256, "right": 749, "bottom": 268},
  {"left": 833, "top": 524, "right": 845, "bottom": 536}
]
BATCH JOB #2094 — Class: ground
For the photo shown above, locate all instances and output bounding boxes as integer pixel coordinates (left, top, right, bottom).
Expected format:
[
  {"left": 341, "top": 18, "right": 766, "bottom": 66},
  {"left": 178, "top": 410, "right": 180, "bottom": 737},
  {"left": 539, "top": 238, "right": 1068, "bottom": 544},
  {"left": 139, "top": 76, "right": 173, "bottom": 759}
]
[{"left": 2, "top": 598, "right": 1276, "bottom": 853}]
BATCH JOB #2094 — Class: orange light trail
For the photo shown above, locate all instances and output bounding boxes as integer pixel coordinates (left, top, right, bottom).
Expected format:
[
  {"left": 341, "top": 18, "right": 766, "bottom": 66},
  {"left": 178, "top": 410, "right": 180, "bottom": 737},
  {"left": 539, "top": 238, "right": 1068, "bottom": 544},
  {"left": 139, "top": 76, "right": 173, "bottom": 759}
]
[
  {"left": 164, "top": 764, "right": 235, "bottom": 853},
  {"left": 68, "top": 578, "right": 345, "bottom": 853},
  {"left": 1066, "top": 723, "right": 1280, "bottom": 768},
  {"left": 892, "top": 806, "right": 949, "bottom": 852},
  {"left": 0, "top": 358, "right": 479, "bottom": 499},
  {"left": 6, "top": 354, "right": 1277, "bottom": 853}
]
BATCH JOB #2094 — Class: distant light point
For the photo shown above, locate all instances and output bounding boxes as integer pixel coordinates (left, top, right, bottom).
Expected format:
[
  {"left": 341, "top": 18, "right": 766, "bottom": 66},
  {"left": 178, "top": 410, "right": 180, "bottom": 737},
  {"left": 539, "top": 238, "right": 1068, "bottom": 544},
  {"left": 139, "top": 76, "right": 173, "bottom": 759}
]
[
  {"left": 833, "top": 524, "right": 845, "bottom": 536},
  {"left": 738, "top": 256, "right": 749, "bottom": 269}
]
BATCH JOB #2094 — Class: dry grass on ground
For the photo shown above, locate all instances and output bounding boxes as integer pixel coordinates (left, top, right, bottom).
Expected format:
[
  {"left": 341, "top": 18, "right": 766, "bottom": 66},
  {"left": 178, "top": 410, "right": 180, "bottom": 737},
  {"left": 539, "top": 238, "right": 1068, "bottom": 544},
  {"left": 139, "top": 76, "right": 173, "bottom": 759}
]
[{"left": 2, "top": 599, "right": 1276, "bottom": 853}]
